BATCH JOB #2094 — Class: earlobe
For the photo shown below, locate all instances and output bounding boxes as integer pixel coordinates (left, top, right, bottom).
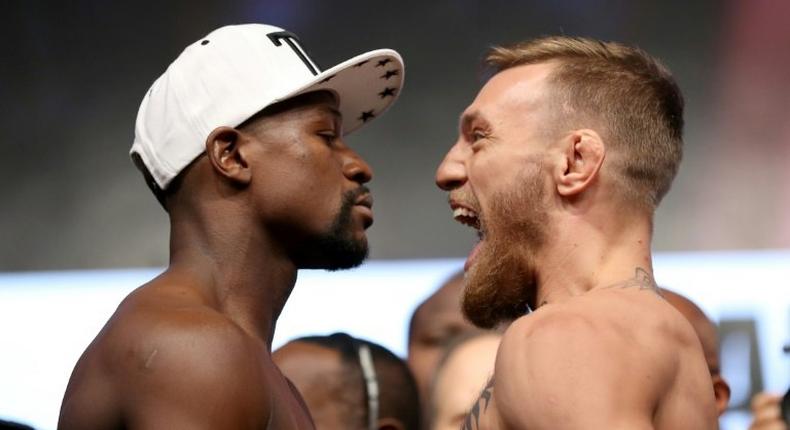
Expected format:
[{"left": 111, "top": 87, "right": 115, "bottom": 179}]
[
  {"left": 712, "top": 375, "right": 731, "bottom": 416},
  {"left": 205, "top": 126, "right": 252, "bottom": 187},
  {"left": 555, "top": 130, "right": 605, "bottom": 198}
]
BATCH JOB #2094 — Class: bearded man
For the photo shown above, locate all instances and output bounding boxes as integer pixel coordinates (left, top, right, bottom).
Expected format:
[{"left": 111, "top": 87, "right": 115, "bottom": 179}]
[{"left": 435, "top": 36, "right": 718, "bottom": 429}]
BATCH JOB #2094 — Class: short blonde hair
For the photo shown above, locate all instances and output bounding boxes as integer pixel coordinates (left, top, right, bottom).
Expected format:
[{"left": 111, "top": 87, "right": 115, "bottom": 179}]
[{"left": 487, "top": 36, "right": 684, "bottom": 209}]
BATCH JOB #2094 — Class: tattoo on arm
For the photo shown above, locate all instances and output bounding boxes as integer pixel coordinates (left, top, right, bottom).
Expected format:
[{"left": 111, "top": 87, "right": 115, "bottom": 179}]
[{"left": 463, "top": 377, "right": 494, "bottom": 430}]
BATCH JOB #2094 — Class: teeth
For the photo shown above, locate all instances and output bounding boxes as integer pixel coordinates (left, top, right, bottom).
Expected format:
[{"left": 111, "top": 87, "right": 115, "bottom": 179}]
[
  {"left": 453, "top": 207, "right": 481, "bottom": 230},
  {"left": 453, "top": 207, "right": 478, "bottom": 219}
]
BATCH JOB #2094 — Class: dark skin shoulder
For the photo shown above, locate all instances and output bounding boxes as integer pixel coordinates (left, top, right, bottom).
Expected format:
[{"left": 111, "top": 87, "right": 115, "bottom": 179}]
[{"left": 58, "top": 277, "right": 314, "bottom": 430}]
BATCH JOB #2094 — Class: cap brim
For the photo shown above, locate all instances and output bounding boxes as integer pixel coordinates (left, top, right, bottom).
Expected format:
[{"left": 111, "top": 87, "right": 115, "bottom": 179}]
[{"left": 283, "top": 49, "right": 404, "bottom": 135}]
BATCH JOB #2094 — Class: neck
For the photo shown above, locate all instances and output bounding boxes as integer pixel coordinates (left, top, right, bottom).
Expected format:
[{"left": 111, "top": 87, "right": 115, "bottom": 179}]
[
  {"left": 534, "top": 209, "right": 654, "bottom": 307},
  {"left": 167, "top": 204, "right": 297, "bottom": 349}
]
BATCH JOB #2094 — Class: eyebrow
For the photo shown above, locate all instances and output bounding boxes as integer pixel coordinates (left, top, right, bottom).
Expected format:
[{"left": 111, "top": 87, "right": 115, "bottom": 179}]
[
  {"left": 321, "top": 106, "right": 342, "bottom": 119},
  {"left": 459, "top": 110, "right": 487, "bottom": 132},
  {"left": 308, "top": 105, "right": 343, "bottom": 127}
]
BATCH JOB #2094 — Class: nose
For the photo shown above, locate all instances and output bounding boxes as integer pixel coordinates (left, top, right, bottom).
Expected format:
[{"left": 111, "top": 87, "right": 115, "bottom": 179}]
[
  {"left": 435, "top": 140, "right": 469, "bottom": 191},
  {"left": 342, "top": 147, "right": 373, "bottom": 185}
]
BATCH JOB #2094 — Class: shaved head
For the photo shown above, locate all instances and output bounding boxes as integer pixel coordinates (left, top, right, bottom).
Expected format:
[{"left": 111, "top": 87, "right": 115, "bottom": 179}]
[
  {"left": 274, "top": 333, "right": 421, "bottom": 430},
  {"left": 273, "top": 339, "right": 364, "bottom": 429}
]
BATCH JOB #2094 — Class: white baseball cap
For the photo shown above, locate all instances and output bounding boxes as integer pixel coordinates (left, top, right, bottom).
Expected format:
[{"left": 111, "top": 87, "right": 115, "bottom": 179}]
[{"left": 131, "top": 23, "right": 405, "bottom": 190}]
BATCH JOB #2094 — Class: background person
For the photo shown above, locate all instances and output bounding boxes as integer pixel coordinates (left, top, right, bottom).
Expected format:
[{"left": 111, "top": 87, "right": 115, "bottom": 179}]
[
  {"left": 748, "top": 392, "right": 787, "bottom": 430},
  {"left": 662, "top": 288, "right": 731, "bottom": 416},
  {"left": 274, "top": 332, "right": 421, "bottom": 430},
  {"left": 429, "top": 333, "right": 501, "bottom": 430},
  {"left": 407, "top": 270, "right": 482, "bottom": 407}
]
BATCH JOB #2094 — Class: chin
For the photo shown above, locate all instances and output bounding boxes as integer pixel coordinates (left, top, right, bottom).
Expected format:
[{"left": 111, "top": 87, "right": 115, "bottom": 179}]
[
  {"left": 461, "top": 239, "right": 534, "bottom": 329},
  {"left": 300, "top": 233, "right": 368, "bottom": 271},
  {"left": 460, "top": 165, "right": 550, "bottom": 328},
  {"left": 303, "top": 192, "right": 371, "bottom": 270},
  {"left": 325, "top": 245, "right": 369, "bottom": 271}
]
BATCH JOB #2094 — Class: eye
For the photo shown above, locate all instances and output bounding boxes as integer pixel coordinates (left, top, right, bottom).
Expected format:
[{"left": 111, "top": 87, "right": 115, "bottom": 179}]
[
  {"left": 469, "top": 128, "right": 490, "bottom": 148},
  {"left": 317, "top": 130, "right": 338, "bottom": 146}
]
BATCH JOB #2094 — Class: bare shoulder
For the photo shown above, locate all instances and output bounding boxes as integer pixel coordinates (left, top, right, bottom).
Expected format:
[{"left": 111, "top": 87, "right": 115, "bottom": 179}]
[
  {"left": 59, "top": 280, "right": 272, "bottom": 429},
  {"left": 112, "top": 285, "right": 266, "bottom": 381},
  {"left": 492, "top": 295, "right": 686, "bottom": 429}
]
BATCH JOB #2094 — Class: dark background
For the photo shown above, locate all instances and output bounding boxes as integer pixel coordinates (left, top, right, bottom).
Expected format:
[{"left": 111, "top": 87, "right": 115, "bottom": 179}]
[{"left": 3, "top": 0, "right": 789, "bottom": 270}]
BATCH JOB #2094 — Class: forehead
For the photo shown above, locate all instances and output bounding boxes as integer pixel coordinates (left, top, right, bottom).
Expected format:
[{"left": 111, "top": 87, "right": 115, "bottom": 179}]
[
  {"left": 280, "top": 90, "right": 339, "bottom": 112},
  {"left": 245, "top": 90, "right": 341, "bottom": 130},
  {"left": 423, "top": 278, "right": 463, "bottom": 312},
  {"left": 462, "top": 62, "right": 557, "bottom": 125},
  {"left": 412, "top": 280, "right": 467, "bottom": 332},
  {"left": 273, "top": 341, "right": 344, "bottom": 381}
]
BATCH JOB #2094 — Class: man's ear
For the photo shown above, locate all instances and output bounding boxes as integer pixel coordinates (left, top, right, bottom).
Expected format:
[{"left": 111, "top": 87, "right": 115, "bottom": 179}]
[
  {"left": 377, "top": 417, "right": 406, "bottom": 430},
  {"left": 205, "top": 126, "right": 252, "bottom": 187},
  {"left": 554, "top": 129, "right": 605, "bottom": 197},
  {"left": 712, "top": 374, "right": 731, "bottom": 417}
]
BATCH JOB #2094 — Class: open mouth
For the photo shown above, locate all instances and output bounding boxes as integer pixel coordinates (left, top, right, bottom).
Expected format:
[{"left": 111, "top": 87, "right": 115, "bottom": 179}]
[
  {"left": 453, "top": 206, "right": 479, "bottom": 228},
  {"left": 450, "top": 201, "right": 484, "bottom": 271},
  {"left": 451, "top": 203, "right": 481, "bottom": 234}
]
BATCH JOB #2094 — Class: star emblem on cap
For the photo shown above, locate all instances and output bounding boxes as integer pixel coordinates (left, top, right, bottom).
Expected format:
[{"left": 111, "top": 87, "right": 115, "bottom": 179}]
[
  {"left": 378, "top": 87, "right": 396, "bottom": 98},
  {"left": 319, "top": 74, "right": 336, "bottom": 84},
  {"left": 354, "top": 60, "right": 369, "bottom": 68},
  {"left": 375, "top": 58, "right": 392, "bottom": 67},
  {"left": 358, "top": 110, "right": 376, "bottom": 122},
  {"left": 380, "top": 69, "right": 399, "bottom": 80}
]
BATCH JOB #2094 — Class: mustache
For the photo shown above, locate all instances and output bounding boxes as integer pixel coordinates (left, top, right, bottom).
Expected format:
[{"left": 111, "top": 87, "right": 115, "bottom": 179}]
[{"left": 448, "top": 188, "right": 481, "bottom": 212}]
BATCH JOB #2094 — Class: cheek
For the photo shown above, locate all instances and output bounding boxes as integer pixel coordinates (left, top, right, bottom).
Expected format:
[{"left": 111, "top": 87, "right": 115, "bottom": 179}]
[
  {"left": 468, "top": 151, "right": 511, "bottom": 206},
  {"left": 253, "top": 159, "right": 344, "bottom": 229},
  {"left": 470, "top": 147, "right": 547, "bottom": 203}
]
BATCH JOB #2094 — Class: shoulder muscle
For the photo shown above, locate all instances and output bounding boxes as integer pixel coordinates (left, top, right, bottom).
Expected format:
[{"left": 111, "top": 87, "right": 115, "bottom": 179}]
[
  {"left": 111, "top": 305, "right": 271, "bottom": 428},
  {"left": 494, "top": 310, "right": 664, "bottom": 429}
]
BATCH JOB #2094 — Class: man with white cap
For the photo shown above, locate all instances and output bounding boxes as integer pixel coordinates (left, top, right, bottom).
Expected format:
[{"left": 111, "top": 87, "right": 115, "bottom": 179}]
[{"left": 58, "top": 23, "right": 404, "bottom": 429}]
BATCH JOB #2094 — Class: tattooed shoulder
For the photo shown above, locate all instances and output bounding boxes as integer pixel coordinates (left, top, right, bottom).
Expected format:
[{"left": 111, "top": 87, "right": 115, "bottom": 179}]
[{"left": 463, "top": 377, "right": 495, "bottom": 430}]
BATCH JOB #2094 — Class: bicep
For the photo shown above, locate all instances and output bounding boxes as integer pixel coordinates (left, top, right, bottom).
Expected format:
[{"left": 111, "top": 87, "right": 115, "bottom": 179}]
[
  {"left": 126, "top": 372, "right": 269, "bottom": 430},
  {"left": 58, "top": 360, "right": 122, "bottom": 430}
]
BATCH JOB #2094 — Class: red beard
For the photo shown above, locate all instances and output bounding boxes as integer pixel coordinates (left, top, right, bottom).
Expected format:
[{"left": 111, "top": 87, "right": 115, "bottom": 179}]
[{"left": 462, "top": 164, "right": 549, "bottom": 329}]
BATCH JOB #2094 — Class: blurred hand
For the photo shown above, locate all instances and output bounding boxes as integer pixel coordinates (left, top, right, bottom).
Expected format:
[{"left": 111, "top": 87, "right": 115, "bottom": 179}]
[{"left": 749, "top": 392, "right": 787, "bottom": 430}]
